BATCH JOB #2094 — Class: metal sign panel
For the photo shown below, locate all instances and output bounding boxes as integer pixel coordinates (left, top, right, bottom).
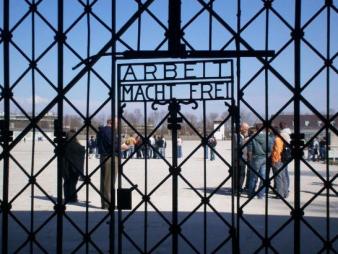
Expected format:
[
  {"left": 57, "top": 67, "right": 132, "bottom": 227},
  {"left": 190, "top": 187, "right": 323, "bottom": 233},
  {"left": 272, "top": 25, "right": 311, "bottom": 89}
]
[{"left": 118, "top": 60, "right": 233, "bottom": 102}]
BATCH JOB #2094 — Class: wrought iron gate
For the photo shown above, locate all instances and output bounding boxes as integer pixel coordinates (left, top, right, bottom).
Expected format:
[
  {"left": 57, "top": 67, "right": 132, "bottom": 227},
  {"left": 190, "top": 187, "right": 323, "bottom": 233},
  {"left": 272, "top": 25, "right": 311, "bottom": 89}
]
[
  {"left": 0, "top": 0, "right": 337, "bottom": 253},
  {"left": 116, "top": 59, "right": 236, "bottom": 253}
]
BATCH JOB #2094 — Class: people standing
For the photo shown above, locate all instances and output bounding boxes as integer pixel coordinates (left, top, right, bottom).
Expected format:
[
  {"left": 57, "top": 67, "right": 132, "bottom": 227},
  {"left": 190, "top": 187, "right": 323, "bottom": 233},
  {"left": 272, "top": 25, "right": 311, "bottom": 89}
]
[
  {"left": 267, "top": 128, "right": 276, "bottom": 187},
  {"left": 244, "top": 127, "right": 256, "bottom": 192},
  {"left": 127, "top": 134, "right": 136, "bottom": 158},
  {"left": 135, "top": 135, "right": 143, "bottom": 159},
  {"left": 247, "top": 124, "right": 271, "bottom": 199},
  {"left": 279, "top": 122, "right": 291, "bottom": 197},
  {"left": 177, "top": 136, "right": 183, "bottom": 158},
  {"left": 97, "top": 119, "right": 128, "bottom": 209},
  {"left": 233, "top": 122, "right": 249, "bottom": 194},
  {"left": 62, "top": 129, "right": 85, "bottom": 203},
  {"left": 208, "top": 136, "right": 217, "bottom": 161},
  {"left": 158, "top": 135, "right": 166, "bottom": 158},
  {"left": 307, "top": 139, "right": 314, "bottom": 161},
  {"left": 154, "top": 135, "right": 160, "bottom": 159},
  {"left": 149, "top": 135, "right": 155, "bottom": 158},
  {"left": 271, "top": 126, "right": 289, "bottom": 198},
  {"left": 319, "top": 137, "right": 326, "bottom": 161},
  {"left": 313, "top": 138, "right": 319, "bottom": 161},
  {"left": 142, "top": 137, "right": 148, "bottom": 159},
  {"left": 88, "top": 136, "right": 97, "bottom": 159}
]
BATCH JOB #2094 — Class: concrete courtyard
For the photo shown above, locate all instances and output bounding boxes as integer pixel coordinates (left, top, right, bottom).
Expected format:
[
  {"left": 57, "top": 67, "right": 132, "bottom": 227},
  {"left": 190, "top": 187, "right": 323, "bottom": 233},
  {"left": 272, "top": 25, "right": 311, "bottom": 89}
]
[{"left": 0, "top": 139, "right": 337, "bottom": 253}]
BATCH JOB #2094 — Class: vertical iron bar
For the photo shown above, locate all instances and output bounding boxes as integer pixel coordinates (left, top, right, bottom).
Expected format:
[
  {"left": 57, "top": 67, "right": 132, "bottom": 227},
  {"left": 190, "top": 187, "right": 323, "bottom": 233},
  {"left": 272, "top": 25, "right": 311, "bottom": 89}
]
[
  {"left": 144, "top": 102, "right": 148, "bottom": 253},
  {"left": 203, "top": 96, "right": 207, "bottom": 253},
  {"left": 137, "top": 1, "right": 141, "bottom": 51},
  {"left": 203, "top": 100, "right": 207, "bottom": 254},
  {"left": 168, "top": 0, "right": 182, "bottom": 55},
  {"left": 30, "top": 1, "right": 36, "bottom": 252},
  {"left": 56, "top": 0, "right": 64, "bottom": 253},
  {"left": 325, "top": 3, "right": 331, "bottom": 253},
  {"left": 169, "top": 100, "right": 179, "bottom": 254},
  {"left": 294, "top": 0, "right": 302, "bottom": 253},
  {"left": 116, "top": 65, "right": 121, "bottom": 254},
  {"left": 2, "top": 0, "right": 10, "bottom": 253},
  {"left": 85, "top": 1, "right": 91, "bottom": 252},
  {"left": 264, "top": 3, "right": 270, "bottom": 254},
  {"left": 235, "top": 0, "right": 241, "bottom": 253},
  {"left": 111, "top": 2, "right": 117, "bottom": 253},
  {"left": 208, "top": 1, "right": 213, "bottom": 51},
  {"left": 205, "top": 6, "right": 213, "bottom": 253}
]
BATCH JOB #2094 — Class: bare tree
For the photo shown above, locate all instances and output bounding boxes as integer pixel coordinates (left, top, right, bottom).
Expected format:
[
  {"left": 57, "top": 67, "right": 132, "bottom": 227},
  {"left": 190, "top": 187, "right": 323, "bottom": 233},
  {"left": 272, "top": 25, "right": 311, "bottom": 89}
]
[
  {"left": 206, "top": 112, "right": 219, "bottom": 134},
  {"left": 240, "top": 109, "right": 257, "bottom": 125}
]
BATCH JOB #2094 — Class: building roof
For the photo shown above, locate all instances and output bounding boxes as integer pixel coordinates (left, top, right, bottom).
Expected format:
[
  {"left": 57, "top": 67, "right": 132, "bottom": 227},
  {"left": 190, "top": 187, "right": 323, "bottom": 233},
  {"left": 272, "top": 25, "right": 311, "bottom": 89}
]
[{"left": 273, "top": 114, "right": 336, "bottom": 130}]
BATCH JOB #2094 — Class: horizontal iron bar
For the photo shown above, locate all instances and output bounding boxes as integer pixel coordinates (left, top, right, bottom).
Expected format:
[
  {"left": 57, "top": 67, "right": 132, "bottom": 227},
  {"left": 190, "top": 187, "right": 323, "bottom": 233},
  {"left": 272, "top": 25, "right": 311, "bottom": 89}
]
[
  {"left": 120, "top": 78, "right": 232, "bottom": 85},
  {"left": 117, "top": 59, "right": 232, "bottom": 66},
  {"left": 122, "top": 50, "right": 275, "bottom": 59},
  {"left": 72, "top": 50, "right": 274, "bottom": 69},
  {"left": 120, "top": 97, "right": 233, "bottom": 103}
]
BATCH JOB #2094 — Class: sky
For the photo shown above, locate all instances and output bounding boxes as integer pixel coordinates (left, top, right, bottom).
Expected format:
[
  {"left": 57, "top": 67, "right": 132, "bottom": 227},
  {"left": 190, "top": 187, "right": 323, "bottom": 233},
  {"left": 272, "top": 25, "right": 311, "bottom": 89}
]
[{"left": 0, "top": 0, "right": 337, "bottom": 121}]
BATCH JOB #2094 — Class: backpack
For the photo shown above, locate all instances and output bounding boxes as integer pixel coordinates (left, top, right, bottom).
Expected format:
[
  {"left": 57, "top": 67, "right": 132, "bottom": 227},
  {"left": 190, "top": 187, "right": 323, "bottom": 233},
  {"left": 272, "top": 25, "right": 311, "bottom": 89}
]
[{"left": 281, "top": 144, "right": 292, "bottom": 163}]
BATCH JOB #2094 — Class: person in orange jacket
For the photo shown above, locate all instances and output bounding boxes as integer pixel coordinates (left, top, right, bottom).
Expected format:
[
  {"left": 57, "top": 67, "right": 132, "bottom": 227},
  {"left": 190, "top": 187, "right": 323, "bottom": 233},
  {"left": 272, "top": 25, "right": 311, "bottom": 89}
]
[{"left": 271, "top": 126, "right": 289, "bottom": 198}]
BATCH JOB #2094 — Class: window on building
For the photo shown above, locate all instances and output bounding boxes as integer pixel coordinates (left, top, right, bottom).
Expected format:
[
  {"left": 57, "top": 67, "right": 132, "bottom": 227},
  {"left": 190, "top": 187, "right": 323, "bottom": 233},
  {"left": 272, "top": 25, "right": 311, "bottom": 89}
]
[{"left": 305, "top": 120, "right": 310, "bottom": 126}]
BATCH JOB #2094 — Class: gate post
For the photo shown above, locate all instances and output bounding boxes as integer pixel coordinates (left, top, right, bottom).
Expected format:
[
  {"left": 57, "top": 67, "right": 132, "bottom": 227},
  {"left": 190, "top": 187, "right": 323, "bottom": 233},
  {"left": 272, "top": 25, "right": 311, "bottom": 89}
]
[
  {"left": 56, "top": 1, "right": 64, "bottom": 253},
  {"left": 168, "top": 0, "right": 183, "bottom": 56},
  {"left": 294, "top": 0, "right": 302, "bottom": 253},
  {"left": 1, "top": 0, "right": 11, "bottom": 253},
  {"left": 167, "top": 99, "right": 182, "bottom": 254}
]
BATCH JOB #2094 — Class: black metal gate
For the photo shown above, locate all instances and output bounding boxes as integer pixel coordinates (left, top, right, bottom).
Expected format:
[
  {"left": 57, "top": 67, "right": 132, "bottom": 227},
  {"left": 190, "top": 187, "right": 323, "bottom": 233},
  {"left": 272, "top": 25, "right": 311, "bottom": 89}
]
[
  {"left": 0, "top": 0, "right": 337, "bottom": 253},
  {"left": 116, "top": 59, "right": 236, "bottom": 253}
]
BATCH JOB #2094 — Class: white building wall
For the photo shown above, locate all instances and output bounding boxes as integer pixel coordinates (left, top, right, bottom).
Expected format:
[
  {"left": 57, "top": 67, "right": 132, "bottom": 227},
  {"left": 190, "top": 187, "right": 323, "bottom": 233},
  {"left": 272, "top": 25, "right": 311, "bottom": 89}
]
[{"left": 213, "top": 122, "right": 225, "bottom": 141}]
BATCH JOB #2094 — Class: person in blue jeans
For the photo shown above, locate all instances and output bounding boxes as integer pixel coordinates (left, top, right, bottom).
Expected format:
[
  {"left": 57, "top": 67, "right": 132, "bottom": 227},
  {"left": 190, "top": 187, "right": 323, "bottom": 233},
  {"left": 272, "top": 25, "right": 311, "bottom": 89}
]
[
  {"left": 247, "top": 124, "right": 271, "bottom": 199},
  {"left": 208, "top": 136, "right": 217, "bottom": 161},
  {"left": 177, "top": 137, "right": 183, "bottom": 158}
]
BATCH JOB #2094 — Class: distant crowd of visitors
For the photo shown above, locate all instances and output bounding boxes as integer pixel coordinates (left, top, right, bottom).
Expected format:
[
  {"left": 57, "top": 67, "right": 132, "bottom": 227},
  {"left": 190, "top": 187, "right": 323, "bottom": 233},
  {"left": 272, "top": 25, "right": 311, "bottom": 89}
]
[
  {"left": 87, "top": 133, "right": 218, "bottom": 161},
  {"left": 122, "top": 135, "right": 167, "bottom": 159},
  {"left": 307, "top": 137, "right": 327, "bottom": 162},
  {"left": 60, "top": 118, "right": 327, "bottom": 206}
]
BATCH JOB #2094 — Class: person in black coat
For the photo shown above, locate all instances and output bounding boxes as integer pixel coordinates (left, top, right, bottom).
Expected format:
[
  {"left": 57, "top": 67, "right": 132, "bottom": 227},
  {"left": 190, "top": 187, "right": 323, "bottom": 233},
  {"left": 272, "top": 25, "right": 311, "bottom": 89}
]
[{"left": 62, "top": 129, "right": 85, "bottom": 203}]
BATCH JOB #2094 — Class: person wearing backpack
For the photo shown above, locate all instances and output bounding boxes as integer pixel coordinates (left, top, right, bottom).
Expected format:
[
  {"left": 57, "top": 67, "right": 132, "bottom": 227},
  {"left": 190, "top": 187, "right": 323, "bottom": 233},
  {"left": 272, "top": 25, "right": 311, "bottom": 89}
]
[
  {"left": 271, "top": 127, "right": 289, "bottom": 198},
  {"left": 247, "top": 123, "right": 271, "bottom": 199},
  {"left": 279, "top": 122, "right": 291, "bottom": 197}
]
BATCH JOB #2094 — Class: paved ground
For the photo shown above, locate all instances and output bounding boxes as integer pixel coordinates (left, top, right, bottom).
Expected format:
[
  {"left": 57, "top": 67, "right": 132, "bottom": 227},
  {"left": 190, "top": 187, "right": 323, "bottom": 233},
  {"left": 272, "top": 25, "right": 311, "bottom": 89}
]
[{"left": 0, "top": 140, "right": 337, "bottom": 253}]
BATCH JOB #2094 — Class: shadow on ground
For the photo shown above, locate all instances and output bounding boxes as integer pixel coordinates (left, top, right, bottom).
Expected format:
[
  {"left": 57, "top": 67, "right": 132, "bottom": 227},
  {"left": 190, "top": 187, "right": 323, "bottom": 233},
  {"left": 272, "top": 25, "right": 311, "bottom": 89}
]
[
  {"left": 0, "top": 210, "right": 337, "bottom": 253},
  {"left": 34, "top": 196, "right": 102, "bottom": 209}
]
